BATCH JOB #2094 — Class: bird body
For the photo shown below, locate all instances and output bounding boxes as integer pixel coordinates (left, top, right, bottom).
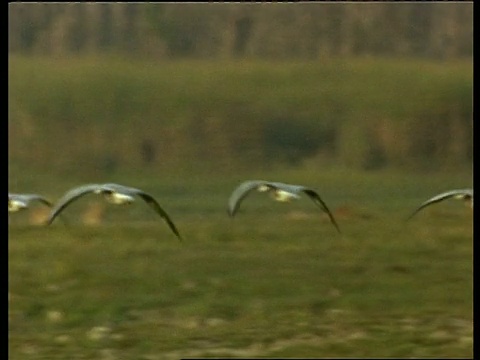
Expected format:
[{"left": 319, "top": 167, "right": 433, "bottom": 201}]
[
  {"left": 8, "top": 198, "right": 28, "bottom": 212},
  {"left": 407, "top": 188, "right": 473, "bottom": 220},
  {"left": 271, "top": 189, "right": 301, "bottom": 202},
  {"left": 46, "top": 183, "right": 181, "bottom": 240},
  {"left": 8, "top": 193, "right": 53, "bottom": 213},
  {"left": 228, "top": 180, "right": 340, "bottom": 233},
  {"left": 94, "top": 187, "right": 135, "bottom": 205},
  {"left": 104, "top": 192, "right": 135, "bottom": 205}
]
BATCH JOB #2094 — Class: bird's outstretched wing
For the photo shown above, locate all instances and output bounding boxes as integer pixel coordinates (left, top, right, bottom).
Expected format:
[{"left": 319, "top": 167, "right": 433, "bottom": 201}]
[
  {"left": 10, "top": 194, "right": 53, "bottom": 208},
  {"left": 25, "top": 194, "right": 53, "bottom": 208},
  {"left": 302, "top": 188, "right": 341, "bottom": 233},
  {"left": 102, "top": 183, "right": 135, "bottom": 193},
  {"left": 136, "top": 191, "right": 182, "bottom": 241},
  {"left": 407, "top": 189, "right": 473, "bottom": 221},
  {"left": 227, "top": 180, "right": 273, "bottom": 217},
  {"left": 46, "top": 184, "right": 100, "bottom": 225}
]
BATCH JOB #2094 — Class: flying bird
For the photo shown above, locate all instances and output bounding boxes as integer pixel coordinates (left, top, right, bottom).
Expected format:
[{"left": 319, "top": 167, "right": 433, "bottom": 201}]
[
  {"left": 46, "top": 183, "right": 182, "bottom": 240},
  {"left": 227, "top": 180, "right": 341, "bottom": 233},
  {"left": 407, "top": 188, "right": 473, "bottom": 220},
  {"left": 8, "top": 193, "right": 53, "bottom": 213}
]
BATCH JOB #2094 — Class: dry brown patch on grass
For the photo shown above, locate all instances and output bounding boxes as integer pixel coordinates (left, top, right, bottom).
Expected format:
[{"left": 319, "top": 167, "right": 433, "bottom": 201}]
[
  {"left": 28, "top": 207, "right": 50, "bottom": 225},
  {"left": 333, "top": 205, "right": 374, "bottom": 220},
  {"left": 82, "top": 202, "right": 106, "bottom": 225}
]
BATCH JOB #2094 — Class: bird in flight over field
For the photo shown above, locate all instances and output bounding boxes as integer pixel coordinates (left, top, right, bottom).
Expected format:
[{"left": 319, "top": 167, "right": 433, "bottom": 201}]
[
  {"left": 46, "top": 183, "right": 182, "bottom": 240},
  {"left": 8, "top": 193, "right": 53, "bottom": 213},
  {"left": 227, "top": 180, "right": 340, "bottom": 233},
  {"left": 407, "top": 188, "right": 473, "bottom": 221}
]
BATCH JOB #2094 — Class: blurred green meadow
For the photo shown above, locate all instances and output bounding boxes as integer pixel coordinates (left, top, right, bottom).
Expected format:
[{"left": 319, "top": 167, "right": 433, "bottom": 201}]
[
  {"left": 9, "top": 55, "right": 472, "bottom": 358},
  {"left": 8, "top": 167, "right": 472, "bottom": 359}
]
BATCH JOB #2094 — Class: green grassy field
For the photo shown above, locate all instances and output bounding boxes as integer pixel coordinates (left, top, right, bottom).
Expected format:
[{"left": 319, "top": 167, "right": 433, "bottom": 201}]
[{"left": 8, "top": 169, "right": 472, "bottom": 359}]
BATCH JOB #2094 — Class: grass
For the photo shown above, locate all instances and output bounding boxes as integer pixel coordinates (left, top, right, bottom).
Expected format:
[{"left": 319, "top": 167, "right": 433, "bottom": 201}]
[{"left": 8, "top": 169, "right": 473, "bottom": 358}]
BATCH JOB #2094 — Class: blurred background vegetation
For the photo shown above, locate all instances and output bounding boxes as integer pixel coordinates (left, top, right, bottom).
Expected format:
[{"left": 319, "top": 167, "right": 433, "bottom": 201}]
[{"left": 8, "top": 2, "right": 473, "bottom": 182}]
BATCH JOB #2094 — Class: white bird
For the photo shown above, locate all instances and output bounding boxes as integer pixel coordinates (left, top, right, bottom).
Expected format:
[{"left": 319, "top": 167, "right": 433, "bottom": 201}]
[
  {"left": 407, "top": 188, "right": 473, "bottom": 220},
  {"left": 46, "top": 183, "right": 182, "bottom": 240},
  {"left": 8, "top": 193, "right": 53, "bottom": 213},
  {"left": 227, "top": 180, "right": 341, "bottom": 233}
]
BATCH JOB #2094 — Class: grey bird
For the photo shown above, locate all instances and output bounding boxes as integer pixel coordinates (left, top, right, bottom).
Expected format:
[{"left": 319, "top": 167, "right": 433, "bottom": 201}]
[
  {"left": 227, "top": 180, "right": 341, "bottom": 233},
  {"left": 8, "top": 193, "right": 53, "bottom": 213},
  {"left": 46, "top": 183, "right": 182, "bottom": 240},
  {"left": 407, "top": 188, "right": 473, "bottom": 220}
]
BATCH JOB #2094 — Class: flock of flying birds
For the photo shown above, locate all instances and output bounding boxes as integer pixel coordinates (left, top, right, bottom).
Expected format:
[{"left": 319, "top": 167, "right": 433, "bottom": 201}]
[{"left": 8, "top": 181, "right": 474, "bottom": 241}]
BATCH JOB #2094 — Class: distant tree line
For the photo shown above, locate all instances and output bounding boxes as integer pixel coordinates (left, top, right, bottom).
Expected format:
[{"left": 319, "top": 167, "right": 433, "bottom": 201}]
[{"left": 8, "top": 2, "right": 472, "bottom": 59}]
